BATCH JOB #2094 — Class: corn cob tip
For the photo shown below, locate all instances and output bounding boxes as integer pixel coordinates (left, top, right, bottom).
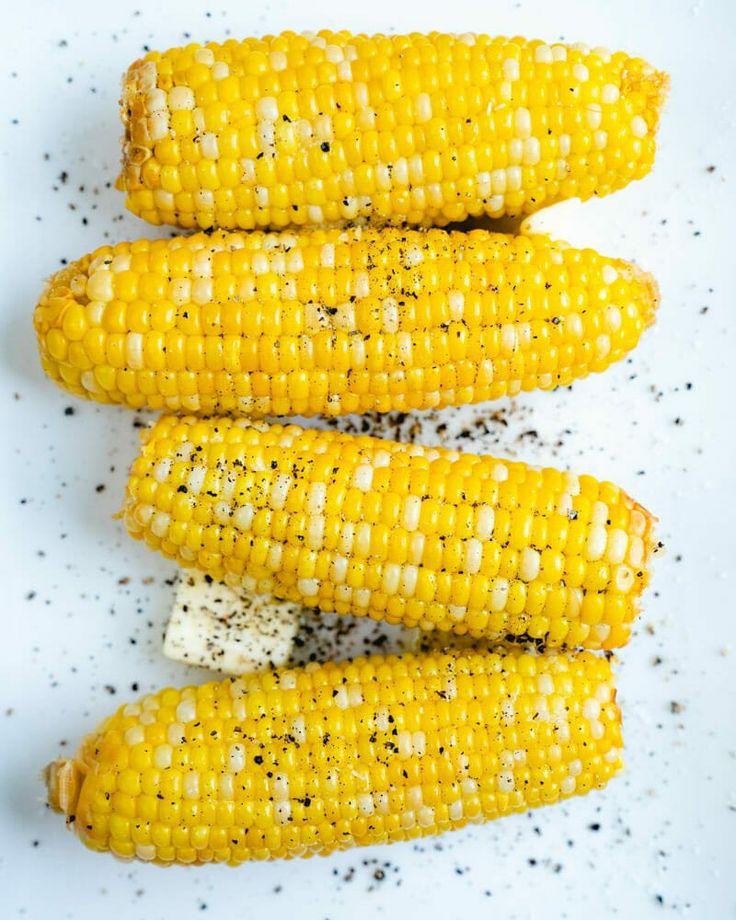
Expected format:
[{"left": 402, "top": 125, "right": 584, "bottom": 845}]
[
  {"left": 44, "top": 758, "right": 84, "bottom": 818},
  {"left": 625, "top": 264, "right": 660, "bottom": 329}
]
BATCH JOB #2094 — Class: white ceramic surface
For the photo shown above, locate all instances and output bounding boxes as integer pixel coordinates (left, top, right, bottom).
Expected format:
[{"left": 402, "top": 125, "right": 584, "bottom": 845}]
[{"left": 2, "top": 1, "right": 734, "bottom": 917}]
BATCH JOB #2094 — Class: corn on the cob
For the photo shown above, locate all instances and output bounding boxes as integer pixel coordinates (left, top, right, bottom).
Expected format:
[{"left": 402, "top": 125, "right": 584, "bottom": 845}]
[
  {"left": 118, "top": 31, "right": 667, "bottom": 230},
  {"left": 46, "top": 646, "right": 623, "bottom": 864},
  {"left": 123, "top": 417, "right": 657, "bottom": 649},
  {"left": 34, "top": 227, "right": 658, "bottom": 417}
]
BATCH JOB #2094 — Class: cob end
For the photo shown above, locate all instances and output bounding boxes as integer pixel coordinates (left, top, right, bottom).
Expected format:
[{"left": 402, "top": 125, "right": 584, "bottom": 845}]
[
  {"left": 627, "top": 264, "right": 661, "bottom": 329},
  {"left": 45, "top": 758, "right": 84, "bottom": 819}
]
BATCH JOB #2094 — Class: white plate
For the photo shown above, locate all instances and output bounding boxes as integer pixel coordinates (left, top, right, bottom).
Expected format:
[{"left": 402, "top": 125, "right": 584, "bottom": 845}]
[{"left": 2, "top": 2, "right": 734, "bottom": 917}]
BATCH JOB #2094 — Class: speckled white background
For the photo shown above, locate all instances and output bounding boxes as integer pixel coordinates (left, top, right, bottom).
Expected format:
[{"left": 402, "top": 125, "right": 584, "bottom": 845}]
[{"left": 2, "top": 1, "right": 735, "bottom": 917}]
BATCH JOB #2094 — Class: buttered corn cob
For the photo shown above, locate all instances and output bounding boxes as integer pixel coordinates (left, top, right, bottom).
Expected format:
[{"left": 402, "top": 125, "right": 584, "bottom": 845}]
[
  {"left": 46, "top": 646, "right": 623, "bottom": 864},
  {"left": 118, "top": 31, "right": 667, "bottom": 230},
  {"left": 123, "top": 417, "right": 657, "bottom": 649},
  {"left": 34, "top": 227, "right": 658, "bottom": 417}
]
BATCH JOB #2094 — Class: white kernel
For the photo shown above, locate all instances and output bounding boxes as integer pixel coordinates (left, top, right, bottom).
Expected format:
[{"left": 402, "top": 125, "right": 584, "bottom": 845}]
[
  {"left": 137, "top": 61, "right": 158, "bottom": 92},
  {"left": 291, "top": 715, "right": 306, "bottom": 744},
  {"left": 522, "top": 137, "right": 541, "bottom": 166},
  {"left": 518, "top": 546, "right": 541, "bottom": 583},
  {"left": 192, "top": 278, "right": 213, "bottom": 305},
  {"left": 306, "top": 515, "right": 324, "bottom": 550},
  {"left": 122, "top": 703, "right": 141, "bottom": 717},
  {"left": 448, "top": 800, "right": 464, "bottom": 821},
  {"left": 354, "top": 588, "right": 371, "bottom": 608},
  {"left": 314, "top": 114, "right": 333, "bottom": 141},
  {"left": 86, "top": 268, "right": 115, "bottom": 303},
  {"left": 474, "top": 505, "right": 495, "bottom": 540},
  {"left": 275, "top": 802, "right": 291, "bottom": 824},
  {"left": 595, "top": 334, "right": 611, "bottom": 359},
  {"left": 176, "top": 699, "right": 196, "bottom": 723},
  {"left": 558, "top": 134, "right": 571, "bottom": 157},
  {"left": 590, "top": 720, "right": 605, "bottom": 740},
  {"left": 125, "top": 726, "right": 145, "bottom": 746},
  {"left": 509, "top": 137, "right": 523, "bottom": 164},
  {"left": 497, "top": 771, "right": 515, "bottom": 792},
  {"left": 572, "top": 63, "right": 589, "bottom": 82},
  {"left": 382, "top": 562, "right": 401, "bottom": 595},
  {"left": 375, "top": 708, "right": 390, "bottom": 732},
  {"left": 339, "top": 522, "right": 354, "bottom": 554},
  {"left": 150, "top": 512, "right": 170, "bottom": 539},
  {"left": 630, "top": 115, "right": 648, "bottom": 138},
  {"left": 402, "top": 495, "right": 421, "bottom": 531},
  {"left": 560, "top": 776, "right": 577, "bottom": 795},
  {"left": 194, "top": 189, "right": 214, "bottom": 209},
  {"left": 568, "top": 759, "right": 582, "bottom": 777},
  {"left": 448, "top": 605, "right": 467, "bottom": 621},
  {"left": 331, "top": 556, "right": 348, "bottom": 584},
  {"left": 614, "top": 565, "right": 635, "bottom": 592},
  {"left": 538, "top": 673, "right": 554, "bottom": 695},
  {"left": 534, "top": 44, "right": 553, "bottom": 64},
  {"left": 357, "top": 793, "right": 374, "bottom": 816},
  {"left": 270, "top": 473, "right": 291, "bottom": 510},
  {"left": 416, "top": 92, "right": 432, "bottom": 123},
  {"left": 408, "top": 532, "right": 425, "bottom": 565},
  {"left": 233, "top": 503, "right": 254, "bottom": 530},
  {"left": 551, "top": 45, "right": 568, "bottom": 62},
  {"left": 606, "top": 528, "right": 629, "bottom": 564},
  {"left": 586, "top": 525, "right": 608, "bottom": 561},
  {"left": 492, "top": 463, "right": 509, "bottom": 482},
  {"left": 194, "top": 47, "right": 215, "bottom": 66},
  {"left": 398, "top": 731, "right": 413, "bottom": 758},
  {"left": 604, "top": 747, "right": 621, "bottom": 764},
  {"left": 418, "top": 806, "right": 435, "bottom": 828},
  {"left": 125, "top": 332, "right": 144, "bottom": 370},
  {"left": 400, "top": 811, "right": 416, "bottom": 830},
  {"left": 464, "top": 539, "right": 483, "bottom": 575},
  {"left": 269, "top": 51, "right": 287, "bottom": 72},
  {"left": 271, "top": 774, "right": 290, "bottom": 801},
  {"left": 586, "top": 106, "right": 602, "bottom": 130},
  {"left": 353, "top": 271, "right": 370, "bottom": 298},
  {"left": 153, "top": 744, "right": 172, "bottom": 769},
  {"left": 147, "top": 110, "right": 167, "bottom": 142},
  {"left": 602, "top": 265, "right": 619, "bottom": 286},
  {"left": 400, "top": 564, "right": 418, "bottom": 597},
  {"left": 490, "top": 578, "right": 509, "bottom": 612},
  {"left": 593, "top": 130, "right": 608, "bottom": 150},
  {"left": 506, "top": 166, "right": 522, "bottom": 191},
  {"left": 355, "top": 522, "right": 371, "bottom": 556},
  {"left": 145, "top": 88, "right": 167, "bottom": 113},
  {"left": 592, "top": 501, "right": 609, "bottom": 525},
  {"left": 219, "top": 774, "right": 234, "bottom": 799},
  {"left": 461, "top": 777, "right": 478, "bottom": 795},
  {"left": 627, "top": 536, "right": 645, "bottom": 567},
  {"left": 601, "top": 83, "right": 620, "bottom": 104},
  {"left": 184, "top": 772, "right": 200, "bottom": 799},
  {"left": 256, "top": 96, "right": 278, "bottom": 122},
  {"left": 135, "top": 844, "right": 157, "bottom": 861},
  {"left": 200, "top": 132, "right": 219, "bottom": 160},
  {"left": 168, "top": 86, "right": 195, "bottom": 111},
  {"left": 228, "top": 743, "right": 245, "bottom": 773},
  {"left": 583, "top": 698, "right": 601, "bottom": 720},
  {"left": 298, "top": 578, "right": 319, "bottom": 597},
  {"left": 503, "top": 58, "right": 520, "bottom": 81},
  {"left": 212, "top": 61, "right": 229, "bottom": 80}
]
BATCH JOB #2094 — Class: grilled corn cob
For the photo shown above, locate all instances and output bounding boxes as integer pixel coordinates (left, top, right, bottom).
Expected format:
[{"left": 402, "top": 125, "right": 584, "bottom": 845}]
[
  {"left": 34, "top": 227, "right": 658, "bottom": 417},
  {"left": 118, "top": 31, "right": 667, "bottom": 230},
  {"left": 123, "top": 417, "right": 657, "bottom": 649},
  {"left": 46, "top": 646, "right": 623, "bottom": 863}
]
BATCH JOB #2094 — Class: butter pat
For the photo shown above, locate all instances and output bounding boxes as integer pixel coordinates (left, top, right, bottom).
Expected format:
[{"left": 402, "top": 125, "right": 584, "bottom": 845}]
[{"left": 164, "top": 572, "right": 301, "bottom": 675}]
